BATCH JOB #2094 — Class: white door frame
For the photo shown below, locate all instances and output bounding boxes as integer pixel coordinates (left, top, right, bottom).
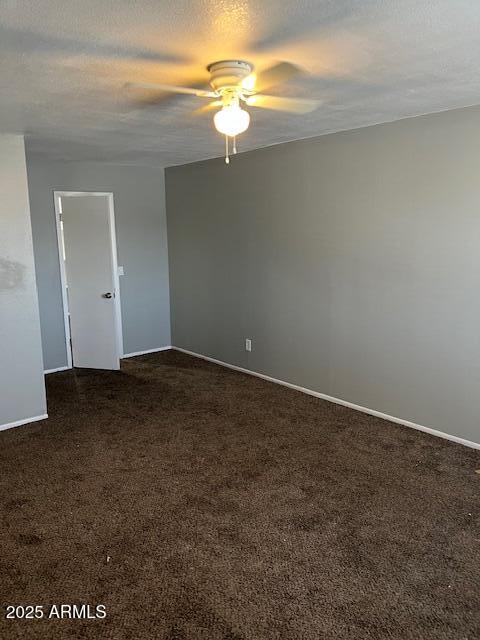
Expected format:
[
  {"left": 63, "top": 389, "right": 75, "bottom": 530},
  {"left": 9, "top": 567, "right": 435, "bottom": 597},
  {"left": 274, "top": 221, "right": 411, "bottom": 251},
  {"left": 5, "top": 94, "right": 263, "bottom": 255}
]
[{"left": 53, "top": 191, "right": 124, "bottom": 369}]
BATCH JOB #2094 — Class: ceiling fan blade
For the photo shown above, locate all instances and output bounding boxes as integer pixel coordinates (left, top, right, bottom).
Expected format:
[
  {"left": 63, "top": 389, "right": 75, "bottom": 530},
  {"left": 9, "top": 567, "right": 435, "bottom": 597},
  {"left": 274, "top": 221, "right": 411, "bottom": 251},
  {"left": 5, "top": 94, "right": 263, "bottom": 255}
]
[
  {"left": 125, "top": 82, "right": 216, "bottom": 98},
  {"left": 253, "top": 62, "right": 303, "bottom": 92},
  {"left": 246, "top": 94, "right": 320, "bottom": 114},
  {"left": 192, "top": 100, "right": 224, "bottom": 115}
]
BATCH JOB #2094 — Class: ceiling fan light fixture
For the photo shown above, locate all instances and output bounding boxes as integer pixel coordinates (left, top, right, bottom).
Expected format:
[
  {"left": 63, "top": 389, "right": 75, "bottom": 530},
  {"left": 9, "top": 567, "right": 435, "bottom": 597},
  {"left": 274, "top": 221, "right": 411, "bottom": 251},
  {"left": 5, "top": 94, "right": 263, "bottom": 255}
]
[
  {"left": 125, "top": 59, "right": 314, "bottom": 165},
  {"left": 214, "top": 103, "right": 250, "bottom": 137}
]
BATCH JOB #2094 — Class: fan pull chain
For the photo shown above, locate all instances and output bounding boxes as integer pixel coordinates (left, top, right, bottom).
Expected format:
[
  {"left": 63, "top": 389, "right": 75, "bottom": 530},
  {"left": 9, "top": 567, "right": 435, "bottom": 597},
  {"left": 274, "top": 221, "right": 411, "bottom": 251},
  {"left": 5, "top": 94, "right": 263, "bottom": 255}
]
[
  {"left": 233, "top": 136, "right": 237, "bottom": 154},
  {"left": 225, "top": 135, "right": 230, "bottom": 164}
]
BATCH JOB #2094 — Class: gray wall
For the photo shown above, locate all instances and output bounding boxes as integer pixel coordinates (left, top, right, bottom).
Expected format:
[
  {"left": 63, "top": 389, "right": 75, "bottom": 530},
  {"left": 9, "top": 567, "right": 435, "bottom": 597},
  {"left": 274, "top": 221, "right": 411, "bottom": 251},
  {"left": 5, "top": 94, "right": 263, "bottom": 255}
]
[
  {"left": 0, "top": 135, "right": 46, "bottom": 426},
  {"left": 166, "top": 105, "right": 480, "bottom": 445},
  {"left": 27, "top": 157, "right": 171, "bottom": 370}
]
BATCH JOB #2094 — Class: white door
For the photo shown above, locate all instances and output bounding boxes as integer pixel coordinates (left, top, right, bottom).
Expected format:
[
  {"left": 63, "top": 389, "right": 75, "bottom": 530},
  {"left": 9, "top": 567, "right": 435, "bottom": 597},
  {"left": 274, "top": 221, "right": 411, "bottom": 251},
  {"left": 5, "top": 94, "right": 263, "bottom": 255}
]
[{"left": 60, "top": 194, "right": 122, "bottom": 370}]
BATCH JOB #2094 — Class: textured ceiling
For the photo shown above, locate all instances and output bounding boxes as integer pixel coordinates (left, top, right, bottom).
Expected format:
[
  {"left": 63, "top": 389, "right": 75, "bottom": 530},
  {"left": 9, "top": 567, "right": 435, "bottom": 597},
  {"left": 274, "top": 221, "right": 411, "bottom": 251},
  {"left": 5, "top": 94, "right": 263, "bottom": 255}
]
[{"left": 2, "top": 0, "right": 480, "bottom": 167}]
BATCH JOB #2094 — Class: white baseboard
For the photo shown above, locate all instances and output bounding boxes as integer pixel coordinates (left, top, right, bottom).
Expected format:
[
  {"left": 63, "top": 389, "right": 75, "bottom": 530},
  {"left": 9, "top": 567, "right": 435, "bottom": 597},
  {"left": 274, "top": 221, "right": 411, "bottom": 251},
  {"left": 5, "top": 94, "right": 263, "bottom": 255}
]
[
  {"left": 44, "top": 347, "right": 173, "bottom": 371},
  {"left": 173, "top": 347, "right": 480, "bottom": 450},
  {"left": 0, "top": 413, "right": 48, "bottom": 433},
  {"left": 44, "top": 366, "right": 70, "bottom": 375},
  {"left": 122, "top": 346, "right": 172, "bottom": 359}
]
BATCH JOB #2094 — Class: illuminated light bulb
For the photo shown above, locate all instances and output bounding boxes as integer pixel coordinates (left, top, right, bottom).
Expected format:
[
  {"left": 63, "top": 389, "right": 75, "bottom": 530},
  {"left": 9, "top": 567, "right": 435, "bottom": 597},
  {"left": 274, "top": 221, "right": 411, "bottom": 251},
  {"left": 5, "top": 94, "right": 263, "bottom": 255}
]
[
  {"left": 214, "top": 103, "right": 250, "bottom": 137},
  {"left": 241, "top": 73, "right": 256, "bottom": 91}
]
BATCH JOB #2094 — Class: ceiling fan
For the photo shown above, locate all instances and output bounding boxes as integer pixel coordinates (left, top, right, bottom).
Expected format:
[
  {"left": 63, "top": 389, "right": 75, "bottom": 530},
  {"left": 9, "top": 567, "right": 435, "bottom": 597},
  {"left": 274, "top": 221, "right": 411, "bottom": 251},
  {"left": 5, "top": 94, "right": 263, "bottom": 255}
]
[{"left": 126, "top": 59, "right": 320, "bottom": 163}]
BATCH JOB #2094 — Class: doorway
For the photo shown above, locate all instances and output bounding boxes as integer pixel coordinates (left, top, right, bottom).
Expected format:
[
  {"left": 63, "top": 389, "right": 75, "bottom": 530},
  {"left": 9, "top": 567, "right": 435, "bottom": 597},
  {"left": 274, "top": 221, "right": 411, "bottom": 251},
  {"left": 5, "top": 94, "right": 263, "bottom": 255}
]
[{"left": 54, "top": 191, "right": 123, "bottom": 370}]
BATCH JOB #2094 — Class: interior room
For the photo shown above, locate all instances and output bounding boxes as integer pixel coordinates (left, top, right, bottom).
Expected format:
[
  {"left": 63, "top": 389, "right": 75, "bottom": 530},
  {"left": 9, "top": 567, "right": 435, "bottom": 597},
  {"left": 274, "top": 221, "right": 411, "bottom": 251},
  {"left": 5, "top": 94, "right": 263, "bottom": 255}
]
[{"left": 0, "top": 2, "right": 479, "bottom": 638}]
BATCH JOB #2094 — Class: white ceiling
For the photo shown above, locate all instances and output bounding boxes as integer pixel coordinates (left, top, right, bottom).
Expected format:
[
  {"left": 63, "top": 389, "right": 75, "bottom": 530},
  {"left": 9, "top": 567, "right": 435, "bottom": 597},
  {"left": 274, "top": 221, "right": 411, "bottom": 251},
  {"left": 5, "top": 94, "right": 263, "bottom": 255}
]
[{"left": 2, "top": 0, "right": 480, "bottom": 167}]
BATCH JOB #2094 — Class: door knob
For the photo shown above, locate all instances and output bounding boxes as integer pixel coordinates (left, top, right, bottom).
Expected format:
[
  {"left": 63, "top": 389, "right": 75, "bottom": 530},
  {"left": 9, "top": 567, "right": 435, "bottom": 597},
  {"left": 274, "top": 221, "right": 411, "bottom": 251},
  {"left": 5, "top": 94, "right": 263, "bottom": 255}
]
[{"left": 102, "top": 292, "right": 113, "bottom": 299}]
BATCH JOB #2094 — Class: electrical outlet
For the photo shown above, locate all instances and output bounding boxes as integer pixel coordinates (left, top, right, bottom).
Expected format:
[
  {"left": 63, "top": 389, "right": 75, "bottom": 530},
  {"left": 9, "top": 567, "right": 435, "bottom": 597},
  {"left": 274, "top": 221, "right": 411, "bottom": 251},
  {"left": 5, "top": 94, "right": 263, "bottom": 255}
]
[{"left": 245, "top": 338, "right": 252, "bottom": 352}]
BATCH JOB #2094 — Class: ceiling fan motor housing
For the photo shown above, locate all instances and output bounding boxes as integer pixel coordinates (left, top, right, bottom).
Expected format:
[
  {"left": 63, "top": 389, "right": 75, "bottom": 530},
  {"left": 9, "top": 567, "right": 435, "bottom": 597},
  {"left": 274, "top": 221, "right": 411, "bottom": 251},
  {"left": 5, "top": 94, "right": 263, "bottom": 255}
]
[{"left": 207, "top": 60, "right": 253, "bottom": 92}]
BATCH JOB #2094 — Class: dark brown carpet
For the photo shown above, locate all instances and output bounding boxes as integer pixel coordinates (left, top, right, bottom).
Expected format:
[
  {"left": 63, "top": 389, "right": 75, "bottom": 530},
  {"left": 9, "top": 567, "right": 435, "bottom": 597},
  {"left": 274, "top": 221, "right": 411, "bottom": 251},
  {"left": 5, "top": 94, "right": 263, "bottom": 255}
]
[{"left": 1, "top": 350, "right": 479, "bottom": 640}]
